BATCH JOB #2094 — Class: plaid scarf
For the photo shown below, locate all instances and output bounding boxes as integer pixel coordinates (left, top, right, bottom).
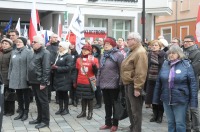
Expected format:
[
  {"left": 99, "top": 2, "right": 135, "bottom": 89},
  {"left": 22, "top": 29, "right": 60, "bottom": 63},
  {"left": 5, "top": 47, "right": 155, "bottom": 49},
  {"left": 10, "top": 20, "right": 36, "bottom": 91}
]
[
  {"left": 168, "top": 59, "right": 181, "bottom": 89},
  {"left": 101, "top": 48, "right": 118, "bottom": 68}
]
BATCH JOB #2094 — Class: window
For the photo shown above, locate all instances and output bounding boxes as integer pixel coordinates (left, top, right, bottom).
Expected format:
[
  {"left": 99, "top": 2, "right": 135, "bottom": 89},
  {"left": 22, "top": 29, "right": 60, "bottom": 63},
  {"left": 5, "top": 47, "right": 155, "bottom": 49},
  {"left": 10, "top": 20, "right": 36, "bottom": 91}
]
[
  {"left": 180, "top": 0, "right": 190, "bottom": 12},
  {"left": 112, "top": 20, "right": 131, "bottom": 40},
  {"left": 88, "top": 18, "right": 107, "bottom": 28},
  {"left": 180, "top": 26, "right": 189, "bottom": 41},
  {"left": 161, "top": 27, "right": 172, "bottom": 43}
]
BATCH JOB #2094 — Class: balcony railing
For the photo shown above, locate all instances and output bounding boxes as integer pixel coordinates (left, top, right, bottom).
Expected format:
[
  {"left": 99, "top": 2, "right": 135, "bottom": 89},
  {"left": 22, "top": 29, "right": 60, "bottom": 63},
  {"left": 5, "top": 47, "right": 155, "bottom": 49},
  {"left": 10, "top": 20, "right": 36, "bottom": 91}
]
[{"left": 88, "top": 0, "right": 138, "bottom": 2}]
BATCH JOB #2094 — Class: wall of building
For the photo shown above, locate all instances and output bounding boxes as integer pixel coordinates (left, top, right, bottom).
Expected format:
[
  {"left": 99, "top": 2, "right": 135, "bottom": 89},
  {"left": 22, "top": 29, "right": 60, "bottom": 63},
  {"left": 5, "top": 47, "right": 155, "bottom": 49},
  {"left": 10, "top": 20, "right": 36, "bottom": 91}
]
[{"left": 155, "top": 20, "right": 196, "bottom": 42}]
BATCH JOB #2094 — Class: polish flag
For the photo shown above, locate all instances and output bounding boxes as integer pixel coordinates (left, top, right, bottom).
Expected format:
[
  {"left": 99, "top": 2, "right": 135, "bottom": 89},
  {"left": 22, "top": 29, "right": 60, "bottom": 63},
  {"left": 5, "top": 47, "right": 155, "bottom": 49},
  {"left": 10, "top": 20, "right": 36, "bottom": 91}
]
[
  {"left": 57, "top": 15, "right": 62, "bottom": 38},
  {"left": 29, "top": 2, "right": 40, "bottom": 43},
  {"left": 196, "top": 4, "right": 200, "bottom": 42},
  {"left": 15, "top": 18, "right": 21, "bottom": 37}
]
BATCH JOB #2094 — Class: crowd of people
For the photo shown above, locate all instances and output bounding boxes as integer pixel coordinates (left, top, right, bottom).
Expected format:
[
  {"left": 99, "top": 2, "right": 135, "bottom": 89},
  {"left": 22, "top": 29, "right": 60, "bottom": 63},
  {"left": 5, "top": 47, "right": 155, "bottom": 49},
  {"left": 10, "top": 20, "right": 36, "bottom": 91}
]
[{"left": 0, "top": 30, "right": 200, "bottom": 132}]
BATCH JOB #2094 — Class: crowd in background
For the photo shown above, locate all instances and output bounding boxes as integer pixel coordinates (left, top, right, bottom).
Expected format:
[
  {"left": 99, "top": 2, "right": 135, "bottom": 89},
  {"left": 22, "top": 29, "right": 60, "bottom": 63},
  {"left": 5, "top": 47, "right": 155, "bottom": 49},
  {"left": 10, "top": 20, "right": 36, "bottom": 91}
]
[{"left": 0, "top": 30, "right": 200, "bottom": 132}]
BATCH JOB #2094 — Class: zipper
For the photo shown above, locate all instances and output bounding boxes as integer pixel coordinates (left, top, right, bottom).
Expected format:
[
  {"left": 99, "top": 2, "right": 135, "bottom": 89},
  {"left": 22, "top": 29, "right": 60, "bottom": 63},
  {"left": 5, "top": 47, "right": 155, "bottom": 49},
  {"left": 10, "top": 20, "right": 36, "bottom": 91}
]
[{"left": 168, "top": 88, "right": 172, "bottom": 105}]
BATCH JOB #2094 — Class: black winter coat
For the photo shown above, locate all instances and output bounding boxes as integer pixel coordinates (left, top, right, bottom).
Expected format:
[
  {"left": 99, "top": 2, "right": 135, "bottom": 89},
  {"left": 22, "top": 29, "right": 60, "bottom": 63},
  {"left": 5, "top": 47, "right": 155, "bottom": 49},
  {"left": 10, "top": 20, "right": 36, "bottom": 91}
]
[
  {"left": 28, "top": 47, "right": 51, "bottom": 86},
  {"left": 53, "top": 53, "right": 73, "bottom": 91},
  {"left": 76, "top": 84, "right": 95, "bottom": 99},
  {"left": 46, "top": 42, "right": 59, "bottom": 65},
  {"left": 144, "top": 50, "right": 166, "bottom": 104}
]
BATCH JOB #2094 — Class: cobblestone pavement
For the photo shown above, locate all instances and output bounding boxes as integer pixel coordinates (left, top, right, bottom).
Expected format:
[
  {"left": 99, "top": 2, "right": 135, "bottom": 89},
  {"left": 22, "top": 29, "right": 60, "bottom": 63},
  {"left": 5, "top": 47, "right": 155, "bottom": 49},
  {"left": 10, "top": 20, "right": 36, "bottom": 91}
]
[{"left": 2, "top": 92, "right": 171, "bottom": 132}]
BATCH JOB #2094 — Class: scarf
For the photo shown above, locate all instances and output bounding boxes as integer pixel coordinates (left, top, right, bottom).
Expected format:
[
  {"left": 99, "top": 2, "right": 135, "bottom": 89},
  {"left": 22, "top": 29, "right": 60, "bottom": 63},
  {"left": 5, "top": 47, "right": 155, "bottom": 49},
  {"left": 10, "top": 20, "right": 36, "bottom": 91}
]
[
  {"left": 168, "top": 59, "right": 181, "bottom": 89},
  {"left": 118, "top": 46, "right": 126, "bottom": 57},
  {"left": 183, "top": 44, "right": 198, "bottom": 57},
  {"left": 148, "top": 51, "right": 159, "bottom": 80},
  {"left": 101, "top": 48, "right": 118, "bottom": 67}
]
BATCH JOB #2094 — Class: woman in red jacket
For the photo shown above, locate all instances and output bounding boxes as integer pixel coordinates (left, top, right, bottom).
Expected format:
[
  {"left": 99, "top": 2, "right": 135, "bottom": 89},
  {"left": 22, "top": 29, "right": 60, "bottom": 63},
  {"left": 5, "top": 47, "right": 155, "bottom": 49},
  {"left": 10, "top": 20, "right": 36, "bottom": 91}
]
[{"left": 76, "top": 44, "right": 99, "bottom": 120}]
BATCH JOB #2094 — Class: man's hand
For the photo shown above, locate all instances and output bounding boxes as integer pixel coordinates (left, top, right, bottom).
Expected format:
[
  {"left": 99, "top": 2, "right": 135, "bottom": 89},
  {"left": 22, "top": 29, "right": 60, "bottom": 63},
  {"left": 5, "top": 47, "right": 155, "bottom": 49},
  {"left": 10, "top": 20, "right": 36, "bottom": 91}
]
[
  {"left": 40, "top": 85, "right": 46, "bottom": 90},
  {"left": 51, "top": 65, "right": 58, "bottom": 69},
  {"left": 134, "top": 89, "right": 140, "bottom": 97}
]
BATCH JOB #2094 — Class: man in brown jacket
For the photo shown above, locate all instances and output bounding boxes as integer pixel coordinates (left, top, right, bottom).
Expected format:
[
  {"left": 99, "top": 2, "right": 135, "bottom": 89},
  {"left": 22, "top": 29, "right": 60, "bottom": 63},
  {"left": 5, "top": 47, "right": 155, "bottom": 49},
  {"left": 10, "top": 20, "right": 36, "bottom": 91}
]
[{"left": 121, "top": 32, "right": 148, "bottom": 132}]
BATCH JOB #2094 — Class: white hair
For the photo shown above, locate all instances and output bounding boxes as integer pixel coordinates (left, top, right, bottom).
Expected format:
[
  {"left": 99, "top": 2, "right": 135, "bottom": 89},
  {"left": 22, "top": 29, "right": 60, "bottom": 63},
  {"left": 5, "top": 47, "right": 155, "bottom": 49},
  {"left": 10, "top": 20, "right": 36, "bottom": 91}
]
[
  {"left": 33, "top": 35, "right": 44, "bottom": 46},
  {"left": 59, "top": 41, "right": 71, "bottom": 53},
  {"left": 128, "top": 32, "right": 142, "bottom": 43}
]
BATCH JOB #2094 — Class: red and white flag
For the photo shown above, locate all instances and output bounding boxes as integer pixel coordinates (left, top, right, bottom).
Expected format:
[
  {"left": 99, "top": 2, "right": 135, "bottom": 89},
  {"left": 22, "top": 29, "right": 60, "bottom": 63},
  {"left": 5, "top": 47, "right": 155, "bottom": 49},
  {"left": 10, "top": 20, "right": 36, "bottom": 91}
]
[
  {"left": 29, "top": 2, "right": 40, "bottom": 43},
  {"left": 196, "top": 4, "right": 200, "bottom": 42},
  {"left": 57, "top": 15, "right": 62, "bottom": 38},
  {"left": 15, "top": 18, "right": 21, "bottom": 37}
]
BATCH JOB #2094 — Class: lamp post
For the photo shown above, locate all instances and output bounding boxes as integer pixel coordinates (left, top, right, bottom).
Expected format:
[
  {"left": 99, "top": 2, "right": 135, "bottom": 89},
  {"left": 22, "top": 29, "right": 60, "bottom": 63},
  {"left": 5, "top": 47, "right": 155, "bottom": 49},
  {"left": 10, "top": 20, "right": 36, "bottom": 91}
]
[{"left": 142, "top": 0, "right": 145, "bottom": 42}]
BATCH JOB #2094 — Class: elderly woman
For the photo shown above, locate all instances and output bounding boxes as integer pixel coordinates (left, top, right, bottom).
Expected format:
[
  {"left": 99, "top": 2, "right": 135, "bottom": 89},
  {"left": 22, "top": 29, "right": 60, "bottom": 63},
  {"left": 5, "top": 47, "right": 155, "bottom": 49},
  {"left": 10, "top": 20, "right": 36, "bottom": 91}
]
[
  {"left": 153, "top": 45, "right": 198, "bottom": 132},
  {"left": 8, "top": 37, "right": 33, "bottom": 121},
  {"left": 0, "top": 38, "right": 14, "bottom": 116},
  {"left": 76, "top": 43, "right": 99, "bottom": 120},
  {"left": 52, "top": 41, "right": 73, "bottom": 115},
  {"left": 145, "top": 40, "right": 166, "bottom": 123},
  {"left": 97, "top": 37, "right": 124, "bottom": 132}
]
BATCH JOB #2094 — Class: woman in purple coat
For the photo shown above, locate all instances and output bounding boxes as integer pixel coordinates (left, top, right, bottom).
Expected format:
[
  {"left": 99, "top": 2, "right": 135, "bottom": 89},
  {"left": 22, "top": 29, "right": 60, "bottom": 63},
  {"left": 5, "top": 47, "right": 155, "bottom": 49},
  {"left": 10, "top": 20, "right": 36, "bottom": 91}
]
[{"left": 97, "top": 37, "right": 124, "bottom": 132}]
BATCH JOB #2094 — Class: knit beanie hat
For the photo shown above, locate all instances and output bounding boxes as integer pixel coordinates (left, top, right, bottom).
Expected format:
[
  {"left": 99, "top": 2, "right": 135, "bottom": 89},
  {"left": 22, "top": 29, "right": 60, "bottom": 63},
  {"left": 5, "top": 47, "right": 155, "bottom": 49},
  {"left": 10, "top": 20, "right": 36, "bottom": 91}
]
[
  {"left": 82, "top": 44, "right": 92, "bottom": 52},
  {"left": 17, "top": 37, "right": 27, "bottom": 46},
  {"left": 159, "top": 38, "right": 168, "bottom": 47},
  {"left": 104, "top": 37, "right": 117, "bottom": 47},
  {"left": 1, "top": 38, "right": 13, "bottom": 46},
  {"left": 59, "top": 41, "right": 70, "bottom": 53}
]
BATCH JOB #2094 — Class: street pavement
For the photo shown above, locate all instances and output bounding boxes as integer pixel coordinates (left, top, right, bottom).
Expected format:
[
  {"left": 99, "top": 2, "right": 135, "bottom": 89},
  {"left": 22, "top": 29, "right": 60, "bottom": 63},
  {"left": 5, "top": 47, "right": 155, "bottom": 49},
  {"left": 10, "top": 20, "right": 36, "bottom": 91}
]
[{"left": 2, "top": 92, "right": 170, "bottom": 132}]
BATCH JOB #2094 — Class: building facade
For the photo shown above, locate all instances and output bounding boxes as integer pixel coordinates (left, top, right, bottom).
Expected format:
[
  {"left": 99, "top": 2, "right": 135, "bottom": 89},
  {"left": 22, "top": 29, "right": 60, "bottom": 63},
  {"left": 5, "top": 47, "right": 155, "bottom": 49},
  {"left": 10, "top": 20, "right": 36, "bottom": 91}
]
[
  {"left": 0, "top": 0, "right": 172, "bottom": 40},
  {"left": 155, "top": 0, "right": 199, "bottom": 43}
]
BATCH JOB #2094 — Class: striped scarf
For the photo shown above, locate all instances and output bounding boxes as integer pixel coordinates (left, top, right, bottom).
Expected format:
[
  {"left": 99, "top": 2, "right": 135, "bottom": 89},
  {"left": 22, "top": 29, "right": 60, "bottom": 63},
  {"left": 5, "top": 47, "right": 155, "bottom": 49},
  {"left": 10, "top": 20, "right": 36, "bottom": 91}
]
[{"left": 148, "top": 52, "right": 159, "bottom": 80}]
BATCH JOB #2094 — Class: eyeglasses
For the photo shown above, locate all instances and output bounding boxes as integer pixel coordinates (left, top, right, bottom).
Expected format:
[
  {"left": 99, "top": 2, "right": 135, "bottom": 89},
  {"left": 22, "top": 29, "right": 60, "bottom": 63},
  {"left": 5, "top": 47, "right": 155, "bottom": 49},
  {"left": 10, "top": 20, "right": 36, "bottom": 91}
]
[
  {"left": 183, "top": 41, "right": 193, "bottom": 43},
  {"left": 152, "top": 44, "right": 159, "bottom": 47},
  {"left": 32, "top": 41, "right": 38, "bottom": 44},
  {"left": 127, "top": 38, "right": 135, "bottom": 41},
  {"left": 171, "top": 41, "right": 178, "bottom": 44}
]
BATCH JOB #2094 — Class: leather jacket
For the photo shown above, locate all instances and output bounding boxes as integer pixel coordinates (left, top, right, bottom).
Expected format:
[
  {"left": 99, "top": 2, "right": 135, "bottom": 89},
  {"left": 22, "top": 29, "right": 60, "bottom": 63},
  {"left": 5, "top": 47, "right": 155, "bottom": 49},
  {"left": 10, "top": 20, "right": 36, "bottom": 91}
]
[{"left": 28, "top": 47, "right": 51, "bottom": 85}]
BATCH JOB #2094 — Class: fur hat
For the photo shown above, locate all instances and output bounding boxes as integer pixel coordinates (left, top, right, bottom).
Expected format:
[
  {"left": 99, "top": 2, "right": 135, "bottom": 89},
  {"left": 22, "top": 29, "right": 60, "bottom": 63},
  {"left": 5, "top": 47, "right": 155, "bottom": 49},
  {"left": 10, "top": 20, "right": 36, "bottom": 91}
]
[
  {"left": 17, "top": 37, "right": 27, "bottom": 46},
  {"left": 104, "top": 37, "right": 117, "bottom": 47},
  {"left": 1, "top": 38, "right": 13, "bottom": 46},
  {"left": 82, "top": 44, "right": 92, "bottom": 52},
  {"left": 59, "top": 41, "right": 70, "bottom": 53}
]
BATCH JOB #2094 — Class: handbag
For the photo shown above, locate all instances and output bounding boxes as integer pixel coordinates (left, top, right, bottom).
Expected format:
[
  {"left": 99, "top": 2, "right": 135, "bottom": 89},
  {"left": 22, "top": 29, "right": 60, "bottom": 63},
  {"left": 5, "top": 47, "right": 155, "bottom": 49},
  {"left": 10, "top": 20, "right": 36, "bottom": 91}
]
[
  {"left": 5, "top": 89, "right": 16, "bottom": 101},
  {"left": 80, "top": 58, "right": 97, "bottom": 92},
  {"left": 114, "top": 87, "right": 128, "bottom": 120}
]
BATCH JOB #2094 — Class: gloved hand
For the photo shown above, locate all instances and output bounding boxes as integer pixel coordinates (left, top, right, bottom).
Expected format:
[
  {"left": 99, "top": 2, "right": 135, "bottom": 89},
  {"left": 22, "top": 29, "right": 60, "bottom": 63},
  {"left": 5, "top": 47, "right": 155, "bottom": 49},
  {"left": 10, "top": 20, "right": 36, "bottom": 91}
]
[{"left": 51, "top": 65, "right": 58, "bottom": 69}]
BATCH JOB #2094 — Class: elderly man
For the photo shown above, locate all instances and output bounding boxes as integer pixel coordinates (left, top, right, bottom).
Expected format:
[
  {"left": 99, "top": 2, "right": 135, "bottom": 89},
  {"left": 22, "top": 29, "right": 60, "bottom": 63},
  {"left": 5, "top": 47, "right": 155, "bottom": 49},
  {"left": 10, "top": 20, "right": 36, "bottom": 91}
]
[
  {"left": 121, "top": 32, "right": 148, "bottom": 132},
  {"left": 28, "top": 36, "right": 51, "bottom": 129},
  {"left": 183, "top": 35, "right": 200, "bottom": 132}
]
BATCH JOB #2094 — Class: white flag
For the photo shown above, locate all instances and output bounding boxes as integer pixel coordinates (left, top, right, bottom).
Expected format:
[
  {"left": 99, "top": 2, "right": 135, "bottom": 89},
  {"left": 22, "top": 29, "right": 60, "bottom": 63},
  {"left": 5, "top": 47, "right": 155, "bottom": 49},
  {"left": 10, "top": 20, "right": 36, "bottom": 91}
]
[
  {"left": 15, "top": 18, "right": 21, "bottom": 36},
  {"left": 69, "top": 6, "right": 85, "bottom": 54},
  {"left": 23, "top": 25, "right": 28, "bottom": 38}
]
